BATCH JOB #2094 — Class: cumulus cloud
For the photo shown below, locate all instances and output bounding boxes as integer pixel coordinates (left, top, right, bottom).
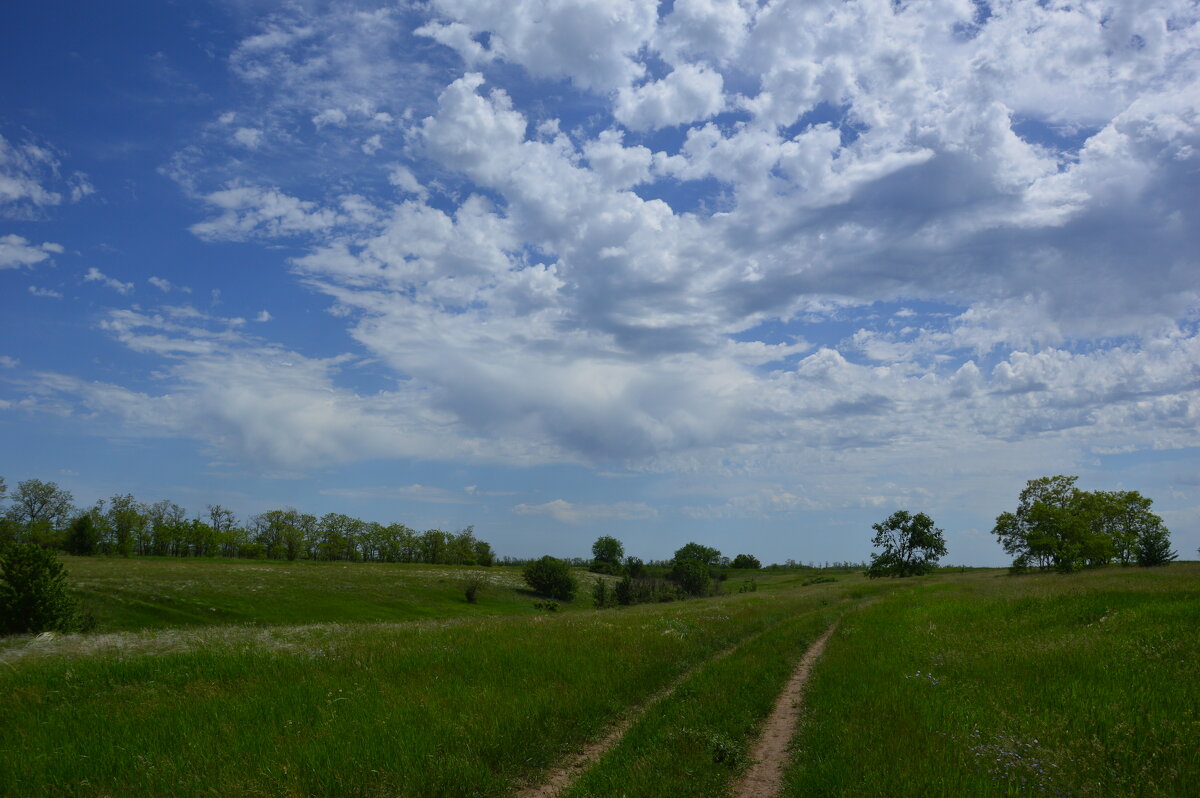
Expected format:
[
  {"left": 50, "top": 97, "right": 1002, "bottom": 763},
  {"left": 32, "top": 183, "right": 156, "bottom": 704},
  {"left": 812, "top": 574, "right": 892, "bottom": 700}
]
[
  {"left": 189, "top": 184, "right": 343, "bottom": 241},
  {"left": 0, "top": 234, "right": 63, "bottom": 269},
  {"left": 424, "top": 0, "right": 659, "bottom": 92},
  {"left": 614, "top": 63, "right": 725, "bottom": 131},
  {"left": 32, "top": 0, "right": 1199, "bottom": 519},
  {"left": 84, "top": 267, "right": 133, "bottom": 295}
]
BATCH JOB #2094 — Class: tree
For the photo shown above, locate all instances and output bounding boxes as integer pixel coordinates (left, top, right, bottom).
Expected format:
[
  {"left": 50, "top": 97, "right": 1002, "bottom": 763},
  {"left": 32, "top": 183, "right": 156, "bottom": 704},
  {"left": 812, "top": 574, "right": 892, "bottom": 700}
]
[
  {"left": 64, "top": 513, "right": 101, "bottom": 556},
  {"left": 867, "top": 510, "right": 947, "bottom": 578},
  {"left": 1135, "top": 517, "right": 1176, "bottom": 567},
  {"left": 590, "top": 535, "right": 625, "bottom": 574},
  {"left": 523, "top": 555, "right": 577, "bottom": 601},
  {"left": 0, "top": 544, "right": 87, "bottom": 634},
  {"left": 994, "top": 478, "right": 1173, "bottom": 572},
  {"left": 107, "top": 493, "right": 145, "bottom": 558},
  {"left": 731, "top": 553, "right": 761, "bottom": 569},
  {"left": 673, "top": 542, "right": 722, "bottom": 568},
  {"left": 671, "top": 542, "right": 722, "bottom": 595},
  {"left": 6, "top": 479, "right": 74, "bottom": 537},
  {"left": 673, "top": 558, "right": 712, "bottom": 595}
]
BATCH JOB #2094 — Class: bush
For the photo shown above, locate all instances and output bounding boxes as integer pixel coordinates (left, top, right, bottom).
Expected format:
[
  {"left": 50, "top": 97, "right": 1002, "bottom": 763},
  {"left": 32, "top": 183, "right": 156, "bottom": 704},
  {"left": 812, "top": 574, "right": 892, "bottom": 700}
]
[
  {"left": 523, "top": 555, "right": 577, "bottom": 601},
  {"left": 614, "top": 574, "right": 634, "bottom": 605},
  {"left": 0, "top": 544, "right": 88, "bottom": 635},
  {"left": 591, "top": 577, "right": 611, "bottom": 608},
  {"left": 463, "top": 574, "right": 485, "bottom": 604}
]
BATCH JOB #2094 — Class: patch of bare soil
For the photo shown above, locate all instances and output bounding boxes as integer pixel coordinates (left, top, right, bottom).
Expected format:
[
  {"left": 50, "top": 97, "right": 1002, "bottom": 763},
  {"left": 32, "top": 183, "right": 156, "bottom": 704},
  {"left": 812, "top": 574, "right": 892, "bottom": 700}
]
[{"left": 732, "top": 622, "right": 839, "bottom": 798}]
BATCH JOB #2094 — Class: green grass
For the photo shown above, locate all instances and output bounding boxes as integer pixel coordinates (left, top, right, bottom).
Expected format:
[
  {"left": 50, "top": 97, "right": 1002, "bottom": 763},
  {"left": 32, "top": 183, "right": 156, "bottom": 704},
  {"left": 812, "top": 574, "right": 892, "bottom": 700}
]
[
  {"left": 57, "top": 556, "right": 599, "bottom": 632},
  {"left": 3, "top": 558, "right": 1195, "bottom": 796},
  {"left": 784, "top": 564, "right": 1200, "bottom": 796},
  {"left": 0, "top": 584, "right": 832, "bottom": 797},
  {"left": 563, "top": 603, "right": 839, "bottom": 797}
]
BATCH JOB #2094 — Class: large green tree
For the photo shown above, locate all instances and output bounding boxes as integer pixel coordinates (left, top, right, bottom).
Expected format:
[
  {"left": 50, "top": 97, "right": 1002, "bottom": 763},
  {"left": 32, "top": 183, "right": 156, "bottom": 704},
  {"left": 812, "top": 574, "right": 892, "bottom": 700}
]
[
  {"left": 993, "top": 477, "right": 1174, "bottom": 572},
  {"left": 867, "top": 510, "right": 947, "bottom": 578},
  {"left": 590, "top": 535, "right": 625, "bottom": 574}
]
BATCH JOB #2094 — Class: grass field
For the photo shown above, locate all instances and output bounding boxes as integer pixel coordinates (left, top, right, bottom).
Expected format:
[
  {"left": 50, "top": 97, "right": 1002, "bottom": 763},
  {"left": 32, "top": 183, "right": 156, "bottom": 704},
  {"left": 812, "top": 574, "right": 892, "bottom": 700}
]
[
  {"left": 784, "top": 564, "right": 1200, "bottom": 797},
  {"left": 1, "top": 557, "right": 1195, "bottom": 796}
]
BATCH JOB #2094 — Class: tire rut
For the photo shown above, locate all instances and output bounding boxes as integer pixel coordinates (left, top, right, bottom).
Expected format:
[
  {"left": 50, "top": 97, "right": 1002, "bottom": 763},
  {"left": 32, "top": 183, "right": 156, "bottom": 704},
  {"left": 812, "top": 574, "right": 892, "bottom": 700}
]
[
  {"left": 516, "top": 622, "right": 779, "bottom": 798},
  {"left": 731, "top": 621, "right": 839, "bottom": 798}
]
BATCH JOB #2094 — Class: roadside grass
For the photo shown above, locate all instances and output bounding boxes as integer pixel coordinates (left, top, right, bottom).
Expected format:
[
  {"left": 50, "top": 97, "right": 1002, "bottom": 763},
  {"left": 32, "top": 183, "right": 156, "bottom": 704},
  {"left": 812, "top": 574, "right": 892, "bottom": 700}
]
[
  {"left": 55, "top": 556, "right": 584, "bottom": 632},
  {"left": 784, "top": 564, "right": 1200, "bottom": 797},
  {"left": 0, "top": 586, "right": 835, "bottom": 796},
  {"left": 561, "top": 597, "right": 843, "bottom": 798}
]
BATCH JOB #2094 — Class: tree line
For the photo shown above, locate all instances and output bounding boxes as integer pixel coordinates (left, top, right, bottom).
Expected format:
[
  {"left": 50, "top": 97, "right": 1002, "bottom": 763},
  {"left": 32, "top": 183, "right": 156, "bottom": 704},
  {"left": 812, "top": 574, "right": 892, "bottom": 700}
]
[{"left": 0, "top": 476, "right": 495, "bottom": 566}]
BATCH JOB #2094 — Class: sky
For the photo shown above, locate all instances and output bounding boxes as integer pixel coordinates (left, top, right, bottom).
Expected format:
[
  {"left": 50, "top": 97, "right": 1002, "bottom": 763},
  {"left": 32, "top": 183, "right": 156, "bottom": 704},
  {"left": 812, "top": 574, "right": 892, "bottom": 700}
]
[{"left": 1, "top": 0, "right": 1197, "bottom": 566}]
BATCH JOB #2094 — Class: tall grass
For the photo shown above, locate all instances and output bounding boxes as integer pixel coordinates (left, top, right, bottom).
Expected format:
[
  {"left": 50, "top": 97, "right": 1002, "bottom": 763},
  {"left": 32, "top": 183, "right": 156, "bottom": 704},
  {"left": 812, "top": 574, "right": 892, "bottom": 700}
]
[
  {"left": 784, "top": 564, "right": 1200, "bottom": 796},
  {"left": 563, "top": 599, "right": 840, "bottom": 797},
  {"left": 1, "top": 588, "right": 828, "bottom": 796}
]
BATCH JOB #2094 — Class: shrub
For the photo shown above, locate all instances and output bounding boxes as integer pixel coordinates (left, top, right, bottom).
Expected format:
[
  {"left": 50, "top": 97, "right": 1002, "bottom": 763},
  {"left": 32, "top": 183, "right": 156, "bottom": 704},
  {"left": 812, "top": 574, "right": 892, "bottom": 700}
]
[
  {"left": 532, "top": 600, "right": 559, "bottom": 612},
  {"left": 463, "top": 574, "right": 485, "bottom": 604},
  {"left": 614, "top": 574, "right": 634, "bottom": 605},
  {"left": 0, "top": 544, "right": 88, "bottom": 635},
  {"left": 523, "top": 555, "right": 577, "bottom": 601},
  {"left": 591, "top": 577, "right": 611, "bottom": 608}
]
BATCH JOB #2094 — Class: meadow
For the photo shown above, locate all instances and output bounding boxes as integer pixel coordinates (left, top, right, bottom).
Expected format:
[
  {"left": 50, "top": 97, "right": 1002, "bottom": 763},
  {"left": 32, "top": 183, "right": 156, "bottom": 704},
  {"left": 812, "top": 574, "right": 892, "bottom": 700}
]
[{"left": 0, "top": 557, "right": 1195, "bottom": 796}]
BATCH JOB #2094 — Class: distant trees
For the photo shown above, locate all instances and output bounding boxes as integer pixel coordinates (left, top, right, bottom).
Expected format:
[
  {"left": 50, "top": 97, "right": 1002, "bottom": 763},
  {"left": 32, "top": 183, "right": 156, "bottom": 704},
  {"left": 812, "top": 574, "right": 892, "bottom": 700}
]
[
  {"left": 993, "top": 476, "right": 1175, "bottom": 572},
  {"left": 867, "top": 511, "right": 947, "bottom": 578},
  {"left": 731, "top": 553, "right": 761, "bottom": 570},
  {"left": 0, "top": 475, "right": 498, "bottom": 567},
  {"left": 671, "top": 542, "right": 724, "bottom": 595}
]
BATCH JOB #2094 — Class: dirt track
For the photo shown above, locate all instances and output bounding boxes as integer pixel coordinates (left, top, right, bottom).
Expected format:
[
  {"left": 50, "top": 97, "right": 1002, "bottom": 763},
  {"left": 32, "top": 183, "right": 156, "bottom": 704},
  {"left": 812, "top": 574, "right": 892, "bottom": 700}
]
[{"left": 731, "top": 622, "right": 839, "bottom": 798}]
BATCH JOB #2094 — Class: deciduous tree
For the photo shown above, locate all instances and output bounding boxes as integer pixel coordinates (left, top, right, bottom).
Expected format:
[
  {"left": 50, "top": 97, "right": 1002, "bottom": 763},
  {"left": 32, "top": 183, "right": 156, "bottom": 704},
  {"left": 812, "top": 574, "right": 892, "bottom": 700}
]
[{"left": 867, "top": 510, "right": 947, "bottom": 578}]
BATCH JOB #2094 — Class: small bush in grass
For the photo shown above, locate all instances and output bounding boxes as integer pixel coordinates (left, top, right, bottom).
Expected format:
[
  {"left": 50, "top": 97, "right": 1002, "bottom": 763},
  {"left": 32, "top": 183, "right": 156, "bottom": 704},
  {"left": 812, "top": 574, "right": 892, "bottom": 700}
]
[
  {"left": 0, "top": 543, "right": 90, "bottom": 635},
  {"left": 523, "top": 555, "right": 577, "bottom": 601},
  {"left": 463, "top": 574, "right": 484, "bottom": 604},
  {"left": 803, "top": 575, "right": 838, "bottom": 586},
  {"left": 614, "top": 574, "right": 634, "bottom": 605},
  {"left": 532, "top": 600, "right": 559, "bottom": 612},
  {"left": 591, "top": 577, "right": 611, "bottom": 608}
]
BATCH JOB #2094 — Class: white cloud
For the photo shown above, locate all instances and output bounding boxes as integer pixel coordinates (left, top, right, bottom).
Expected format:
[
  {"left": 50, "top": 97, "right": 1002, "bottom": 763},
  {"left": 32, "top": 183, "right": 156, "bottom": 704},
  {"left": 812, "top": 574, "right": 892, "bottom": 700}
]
[
  {"left": 361, "top": 134, "right": 382, "bottom": 155},
  {"left": 0, "top": 134, "right": 92, "bottom": 218},
  {"left": 614, "top": 63, "right": 725, "bottom": 131},
  {"left": 189, "top": 184, "right": 342, "bottom": 241},
  {"left": 84, "top": 267, "right": 133, "bottom": 295},
  {"left": 426, "top": 0, "right": 659, "bottom": 92},
  {"left": 233, "top": 127, "right": 264, "bottom": 149},
  {"left": 254, "top": 310, "right": 272, "bottom": 323},
  {"left": 0, "top": 234, "right": 63, "bottom": 269},
  {"left": 0, "top": 356, "right": 17, "bottom": 368},
  {"left": 147, "top": 275, "right": 191, "bottom": 293},
  {"left": 28, "top": 285, "right": 63, "bottom": 299},
  {"left": 513, "top": 499, "right": 658, "bottom": 524}
]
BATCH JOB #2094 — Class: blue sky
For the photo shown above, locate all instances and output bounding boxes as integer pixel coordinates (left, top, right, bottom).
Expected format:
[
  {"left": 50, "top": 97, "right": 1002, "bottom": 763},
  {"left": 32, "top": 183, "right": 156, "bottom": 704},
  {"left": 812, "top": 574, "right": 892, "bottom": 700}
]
[{"left": 2, "top": 0, "right": 1197, "bottom": 565}]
